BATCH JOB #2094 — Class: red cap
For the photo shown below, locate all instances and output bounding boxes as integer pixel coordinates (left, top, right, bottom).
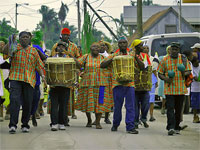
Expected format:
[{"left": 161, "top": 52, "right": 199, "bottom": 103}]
[{"left": 61, "top": 28, "right": 71, "bottom": 35}]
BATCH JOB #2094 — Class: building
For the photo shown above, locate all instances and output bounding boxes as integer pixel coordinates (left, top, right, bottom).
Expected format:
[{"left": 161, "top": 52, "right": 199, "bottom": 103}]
[
  {"left": 123, "top": 5, "right": 200, "bottom": 32},
  {"left": 127, "top": 7, "right": 197, "bottom": 42}
]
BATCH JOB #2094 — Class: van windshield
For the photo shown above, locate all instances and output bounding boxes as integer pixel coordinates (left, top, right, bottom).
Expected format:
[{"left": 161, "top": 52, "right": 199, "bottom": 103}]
[{"left": 151, "top": 37, "right": 200, "bottom": 56}]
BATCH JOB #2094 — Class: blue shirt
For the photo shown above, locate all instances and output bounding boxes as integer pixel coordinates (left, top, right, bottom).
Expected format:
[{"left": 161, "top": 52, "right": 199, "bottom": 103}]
[{"left": 32, "top": 45, "right": 46, "bottom": 86}]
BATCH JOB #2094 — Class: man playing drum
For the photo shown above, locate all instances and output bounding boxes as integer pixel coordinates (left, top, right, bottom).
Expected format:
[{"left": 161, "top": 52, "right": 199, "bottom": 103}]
[
  {"left": 101, "top": 36, "right": 144, "bottom": 134},
  {"left": 131, "top": 39, "right": 152, "bottom": 129},
  {"left": 52, "top": 28, "right": 80, "bottom": 125},
  {"left": 49, "top": 41, "right": 79, "bottom": 131}
]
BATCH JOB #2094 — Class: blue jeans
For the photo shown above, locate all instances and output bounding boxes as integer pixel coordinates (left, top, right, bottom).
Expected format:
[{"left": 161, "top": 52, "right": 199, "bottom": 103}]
[
  {"left": 113, "top": 86, "right": 135, "bottom": 131},
  {"left": 135, "top": 91, "right": 150, "bottom": 124},
  {"left": 9, "top": 80, "right": 34, "bottom": 129}
]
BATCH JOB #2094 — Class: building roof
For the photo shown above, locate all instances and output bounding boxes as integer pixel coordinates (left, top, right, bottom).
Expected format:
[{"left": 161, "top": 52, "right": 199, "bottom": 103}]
[
  {"left": 128, "top": 7, "right": 195, "bottom": 44},
  {"left": 124, "top": 5, "right": 200, "bottom": 26}
]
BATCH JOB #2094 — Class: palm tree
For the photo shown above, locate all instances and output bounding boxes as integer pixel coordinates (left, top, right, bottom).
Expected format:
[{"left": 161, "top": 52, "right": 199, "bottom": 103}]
[
  {"left": 58, "top": 2, "right": 69, "bottom": 29},
  {"left": 39, "top": 5, "right": 57, "bottom": 41}
]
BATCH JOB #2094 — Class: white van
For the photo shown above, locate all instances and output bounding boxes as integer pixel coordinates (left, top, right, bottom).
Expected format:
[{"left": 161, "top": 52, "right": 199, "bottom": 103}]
[{"left": 141, "top": 32, "right": 200, "bottom": 56}]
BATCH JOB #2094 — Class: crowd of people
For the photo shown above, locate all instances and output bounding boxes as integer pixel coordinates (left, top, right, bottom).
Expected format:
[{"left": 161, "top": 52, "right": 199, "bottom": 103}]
[{"left": 0, "top": 28, "right": 199, "bottom": 136}]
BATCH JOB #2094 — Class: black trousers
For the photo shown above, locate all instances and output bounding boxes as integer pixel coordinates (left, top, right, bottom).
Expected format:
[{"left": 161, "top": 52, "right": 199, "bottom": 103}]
[
  {"left": 9, "top": 80, "right": 34, "bottom": 129},
  {"left": 50, "top": 87, "right": 70, "bottom": 125},
  {"left": 166, "top": 95, "right": 184, "bottom": 130}
]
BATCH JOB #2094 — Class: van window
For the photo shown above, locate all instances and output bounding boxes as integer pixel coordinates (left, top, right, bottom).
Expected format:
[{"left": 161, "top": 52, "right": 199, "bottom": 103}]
[{"left": 151, "top": 37, "right": 200, "bottom": 56}]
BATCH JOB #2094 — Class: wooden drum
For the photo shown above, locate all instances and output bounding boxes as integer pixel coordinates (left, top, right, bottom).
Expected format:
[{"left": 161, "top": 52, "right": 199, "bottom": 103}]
[
  {"left": 113, "top": 55, "right": 134, "bottom": 82},
  {"left": 134, "top": 66, "right": 152, "bottom": 91},
  {"left": 45, "top": 57, "right": 76, "bottom": 87}
]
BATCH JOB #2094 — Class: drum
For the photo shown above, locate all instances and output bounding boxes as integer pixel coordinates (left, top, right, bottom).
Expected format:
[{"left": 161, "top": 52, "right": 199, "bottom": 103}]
[
  {"left": 134, "top": 66, "right": 152, "bottom": 91},
  {"left": 45, "top": 57, "right": 76, "bottom": 87},
  {"left": 113, "top": 55, "right": 134, "bottom": 82}
]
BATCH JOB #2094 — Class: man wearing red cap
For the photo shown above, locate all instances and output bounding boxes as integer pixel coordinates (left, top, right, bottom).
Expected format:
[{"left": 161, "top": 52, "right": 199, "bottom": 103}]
[{"left": 52, "top": 28, "right": 80, "bottom": 126}]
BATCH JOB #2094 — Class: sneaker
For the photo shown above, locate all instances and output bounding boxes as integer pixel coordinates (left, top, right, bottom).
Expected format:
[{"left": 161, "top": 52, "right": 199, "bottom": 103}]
[
  {"left": 142, "top": 121, "right": 149, "bottom": 128},
  {"left": 179, "top": 125, "right": 188, "bottom": 130},
  {"left": 51, "top": 124, "right": 58, "bottom": 131},
  {"left": 175, "top": 130, "right": 180, "bottom": 134},
  {"left": 111, "top": 126, "right": 118, "bottom": 131},
  {"left": 149, "top": 116, "right": 156, "bottom": 122},
  {"left": 9, "top": 127, "right": 16, "bottom": 134},
  {"left": 59, "top": 124, "right": 66, "bottom": 130},
  {"left": 168, "top": 129, "right": 175, "bottom": 136},
  {"left": 21, "top": 127, "right": 29, "bottom": 133},
  {"left": 104, "top": 119, "right": 111, "bottom": 124},
  {"left": 127, "top": 128, "right": 139, "bottom": 134},
  {"left": 193, "top": 116, "right": 200, "bottom": 123},
  {"left": 71, "top": 115, "right": 77, "bottom": 119}
]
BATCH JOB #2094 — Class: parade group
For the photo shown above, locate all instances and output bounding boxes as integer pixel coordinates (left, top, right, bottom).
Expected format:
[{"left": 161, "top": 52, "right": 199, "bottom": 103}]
[{"left": 0, "top": 28, "right": 199, "bottom": 136}]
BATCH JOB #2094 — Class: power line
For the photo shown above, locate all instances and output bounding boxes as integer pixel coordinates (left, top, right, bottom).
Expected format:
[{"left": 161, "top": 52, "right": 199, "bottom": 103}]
[{"left": 29, "top": 0, "right": 59, "bottom": 6}]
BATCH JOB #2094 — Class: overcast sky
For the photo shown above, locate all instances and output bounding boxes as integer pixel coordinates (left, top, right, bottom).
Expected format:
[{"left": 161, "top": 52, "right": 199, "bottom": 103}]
[{"left": 0, "top": 0, "right": 194, "bottom": 37}]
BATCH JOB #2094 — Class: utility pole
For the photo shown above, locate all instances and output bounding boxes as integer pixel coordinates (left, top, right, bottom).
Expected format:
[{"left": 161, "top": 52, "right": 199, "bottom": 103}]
[
  {"left": 137, "top": 0, "right": 143, "bottom": 38},
  {"left": 77, "top": 0, "right": 81, "bottom": 46},
  {"left": 83, "top": 0, "right": 87, "bottom": 17},
  {"left": 178, "top": 0, "right": 182, "bottom": 33},
  {"left": 15, "top": 3, "right": 29, "bottom": 30},
  {"left": 15, "top": 3, "right": 18, "bottom": 30}
]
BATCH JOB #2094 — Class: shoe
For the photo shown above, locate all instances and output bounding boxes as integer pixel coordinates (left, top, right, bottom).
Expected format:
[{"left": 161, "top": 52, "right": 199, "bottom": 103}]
[
  {"left": 86, "top": 121, "right": 92, "bottom": 127},
  {"left": 168, "top": 129, "right": 175, "bottom": 136},
  {"left": 5, "top": 114, "right": 10, "bottom": 120},
  {"left": 179, "top": 125, "right": 188, "bottom": 130},
  {"left": 111, "top": 126, "right": 118, "bottom": 131},
  {"left": 142, "top": 121, "right": 149, "bottom": 128},
  {"left": 32, "top": 116, "right": 37, "bottom": 127},
  {"left": 161, "top": 108, "right": 166, "bottom": 115},
  {"left": 92, "top": 120, "right": 96, "bottom": 125},
  {"left": 9, "top": 127, "right": 16, "bottom": 134},
  {"left": 59, "top": 124, "right": 66, "bottom": 130},
  {"left": 35, "top": 113, "right": 40, "bottom": 119},
  {"left": 96, "top": 124, "right": 102, "bottom": 129},
  {"left": 175, "top": 130, "right": 180, "bottom": 134},
  {"left": 149, "top": 117, "right": 156, "bottom": 122},
  {"left": 51, "top": 124, "right": 58, "bottom": 131},
  {"left": 21, "top": 127, "right": 29, "bottom": 133},
  {"left": 127, "top": 128, "right": 139, "bottom": 134},
  {"left": 193, "top": 116, "right": 200, "bottom": 123},
  {"left": 104, "top": 119, "right": 111, "bottom": 124},
  {"left": 71, "top": 115, "right": 77, "bottom": 119}
]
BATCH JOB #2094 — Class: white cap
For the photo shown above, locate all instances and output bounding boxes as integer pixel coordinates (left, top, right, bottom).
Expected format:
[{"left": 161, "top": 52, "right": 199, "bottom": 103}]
[{"left": 191, "top": 43, "right": 200, "bottom": 49}]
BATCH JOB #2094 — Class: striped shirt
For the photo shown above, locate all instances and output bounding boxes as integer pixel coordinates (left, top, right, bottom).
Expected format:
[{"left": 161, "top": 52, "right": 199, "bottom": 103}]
[
  {"left": 52, "top": 41, "right": 80, "bottom": 58},
  {"left": 78, "top": 54, "right": 109, "bottom": 87},
  {"left": 157, "top": 54, "right": 191, "bottom": 95},
  {"left": 9, "top": 44, "right": 44, "bottom": 88}
]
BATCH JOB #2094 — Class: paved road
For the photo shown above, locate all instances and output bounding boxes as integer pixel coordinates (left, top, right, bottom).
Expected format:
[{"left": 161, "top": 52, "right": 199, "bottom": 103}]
[{"left": 0, "top": 108, "right": 199, "bottom": 150}]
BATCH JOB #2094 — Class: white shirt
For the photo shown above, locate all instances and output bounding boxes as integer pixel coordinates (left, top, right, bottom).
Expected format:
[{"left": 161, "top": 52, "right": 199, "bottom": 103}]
[{"left": 191, "top": 63, "right": 200, "bottom": 93}]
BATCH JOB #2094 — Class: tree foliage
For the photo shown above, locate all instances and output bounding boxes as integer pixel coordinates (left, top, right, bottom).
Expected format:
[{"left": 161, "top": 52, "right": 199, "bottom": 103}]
[{"left": 0, "top": 18, "right": 17, "bottom": 39}]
